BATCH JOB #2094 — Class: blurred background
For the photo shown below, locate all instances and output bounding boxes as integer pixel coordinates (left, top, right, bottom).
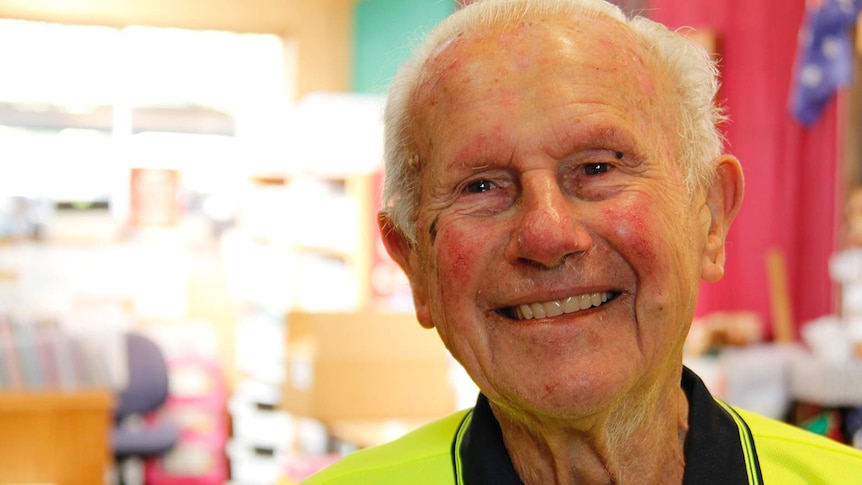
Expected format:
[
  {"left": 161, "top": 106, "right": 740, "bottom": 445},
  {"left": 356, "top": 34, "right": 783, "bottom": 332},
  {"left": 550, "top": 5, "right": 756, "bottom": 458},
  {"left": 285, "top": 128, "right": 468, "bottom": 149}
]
[{"left": 1, "top": 0, "right": 862, "bottom": 484}]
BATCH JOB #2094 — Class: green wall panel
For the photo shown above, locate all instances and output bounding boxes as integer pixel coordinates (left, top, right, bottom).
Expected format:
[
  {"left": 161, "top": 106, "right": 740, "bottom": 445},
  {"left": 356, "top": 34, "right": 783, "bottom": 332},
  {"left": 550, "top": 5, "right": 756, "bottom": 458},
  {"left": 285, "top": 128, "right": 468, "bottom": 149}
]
[{"left": 353, "top": 0, "right": 454, "bottom": 94}]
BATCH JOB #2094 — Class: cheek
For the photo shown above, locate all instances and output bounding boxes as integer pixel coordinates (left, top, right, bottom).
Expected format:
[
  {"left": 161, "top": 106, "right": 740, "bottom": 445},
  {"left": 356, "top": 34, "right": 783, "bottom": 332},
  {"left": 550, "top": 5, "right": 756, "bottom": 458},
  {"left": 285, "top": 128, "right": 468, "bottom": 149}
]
[
  {"left": 432, "top": 220, "right": 490, "bottom": 290},
  {"left": 607, "top": 198, "right": 701, "bottom": 326},
  {"left": 606, "top": 205, "right": 659, "bottom": 265}
]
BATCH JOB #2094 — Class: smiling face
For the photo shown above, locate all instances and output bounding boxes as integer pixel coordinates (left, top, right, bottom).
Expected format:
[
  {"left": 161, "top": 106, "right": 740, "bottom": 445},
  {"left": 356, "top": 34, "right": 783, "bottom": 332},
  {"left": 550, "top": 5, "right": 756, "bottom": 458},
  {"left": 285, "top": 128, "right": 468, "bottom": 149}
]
[{"left": 385, "top": 15, "right": 723, "bottom": 423}]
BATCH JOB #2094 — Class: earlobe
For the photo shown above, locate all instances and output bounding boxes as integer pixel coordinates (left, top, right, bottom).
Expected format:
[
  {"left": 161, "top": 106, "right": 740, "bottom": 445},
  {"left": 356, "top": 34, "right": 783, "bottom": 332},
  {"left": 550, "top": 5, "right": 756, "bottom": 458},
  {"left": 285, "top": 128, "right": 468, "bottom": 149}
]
[
  {"left": 378, "top": 212, "right": 435, "bottom": 329},
  {"left": 701, "top": 155, "right": 744, "bottom": 283}
]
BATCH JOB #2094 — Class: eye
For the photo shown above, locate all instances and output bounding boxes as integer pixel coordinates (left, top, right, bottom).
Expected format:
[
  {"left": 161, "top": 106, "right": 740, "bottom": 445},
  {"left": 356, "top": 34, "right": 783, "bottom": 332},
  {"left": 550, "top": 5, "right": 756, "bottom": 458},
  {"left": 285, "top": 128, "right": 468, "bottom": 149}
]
[
  {"left": 584, "top": 163, "right": 611, "bottom": 175},
  {"left": 464, "top": 179, "right": 496, "bottom": 193}
]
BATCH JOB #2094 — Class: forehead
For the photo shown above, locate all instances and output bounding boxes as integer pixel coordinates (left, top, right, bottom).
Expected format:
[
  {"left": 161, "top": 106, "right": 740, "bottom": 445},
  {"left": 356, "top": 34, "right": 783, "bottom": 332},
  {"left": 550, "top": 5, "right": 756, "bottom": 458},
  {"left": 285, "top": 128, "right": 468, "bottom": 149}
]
[
  {"left": 411, "top": 14, "right": 674, "bottom": 159},
  {"left": 422, "top": 13, "right": 645, "bottom": 78}
]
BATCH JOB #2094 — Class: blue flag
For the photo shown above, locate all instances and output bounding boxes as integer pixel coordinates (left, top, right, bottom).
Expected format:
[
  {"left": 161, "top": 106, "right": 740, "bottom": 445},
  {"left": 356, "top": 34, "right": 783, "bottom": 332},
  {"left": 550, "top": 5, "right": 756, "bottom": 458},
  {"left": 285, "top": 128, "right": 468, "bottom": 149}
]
[{"left": 790, "top": 0, "right": 860, "bottom": 126}]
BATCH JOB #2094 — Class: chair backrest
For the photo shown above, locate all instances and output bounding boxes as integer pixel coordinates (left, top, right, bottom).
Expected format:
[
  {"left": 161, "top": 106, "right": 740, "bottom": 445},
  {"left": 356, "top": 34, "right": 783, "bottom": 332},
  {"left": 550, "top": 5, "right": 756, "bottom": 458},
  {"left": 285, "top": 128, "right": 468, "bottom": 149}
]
[{"left": 114, "top": 332, "right": 170, "bottom": 418}]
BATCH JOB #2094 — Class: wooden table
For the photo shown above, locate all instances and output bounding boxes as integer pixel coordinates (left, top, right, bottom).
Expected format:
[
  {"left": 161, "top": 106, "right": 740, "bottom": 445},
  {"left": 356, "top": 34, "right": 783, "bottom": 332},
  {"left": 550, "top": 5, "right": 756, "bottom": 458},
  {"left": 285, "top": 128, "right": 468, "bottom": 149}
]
[{"left": 0, "top": 390, "right": 112, "bottom": 485}]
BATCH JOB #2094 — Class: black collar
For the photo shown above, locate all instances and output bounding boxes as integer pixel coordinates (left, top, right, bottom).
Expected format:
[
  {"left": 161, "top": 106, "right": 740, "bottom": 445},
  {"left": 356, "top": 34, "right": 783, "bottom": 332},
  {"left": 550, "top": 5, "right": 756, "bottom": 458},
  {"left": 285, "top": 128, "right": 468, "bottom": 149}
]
[{"left": 454, "top": 367, "right": 763, "bottom": 484}]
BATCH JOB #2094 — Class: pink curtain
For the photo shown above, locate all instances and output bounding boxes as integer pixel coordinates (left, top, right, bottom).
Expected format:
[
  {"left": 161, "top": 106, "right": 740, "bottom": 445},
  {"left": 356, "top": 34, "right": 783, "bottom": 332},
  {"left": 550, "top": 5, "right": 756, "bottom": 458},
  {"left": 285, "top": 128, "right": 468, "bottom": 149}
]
[{"left": 648, "top": 1, "right": 842, "bottom": 338}]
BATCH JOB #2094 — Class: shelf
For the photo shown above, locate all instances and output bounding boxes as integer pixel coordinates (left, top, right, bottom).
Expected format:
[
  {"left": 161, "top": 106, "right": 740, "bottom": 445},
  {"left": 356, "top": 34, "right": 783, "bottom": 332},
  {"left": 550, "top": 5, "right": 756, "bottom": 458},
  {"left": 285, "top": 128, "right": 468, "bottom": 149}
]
[{"left": 236, "top": 171, "right": 378, "bottom": 312}]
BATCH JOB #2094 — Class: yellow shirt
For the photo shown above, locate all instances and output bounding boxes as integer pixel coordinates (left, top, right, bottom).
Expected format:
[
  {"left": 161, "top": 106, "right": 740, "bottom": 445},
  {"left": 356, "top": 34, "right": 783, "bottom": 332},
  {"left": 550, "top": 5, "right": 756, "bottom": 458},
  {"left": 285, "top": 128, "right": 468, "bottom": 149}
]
[{"left": 304, "top": 368, "right": 862, "bottom": 484}]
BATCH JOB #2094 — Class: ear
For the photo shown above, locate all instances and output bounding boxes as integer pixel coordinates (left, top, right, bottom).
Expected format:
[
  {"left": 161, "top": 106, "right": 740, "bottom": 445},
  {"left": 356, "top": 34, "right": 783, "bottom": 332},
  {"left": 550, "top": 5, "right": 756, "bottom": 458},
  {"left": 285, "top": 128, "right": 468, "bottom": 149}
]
[
  {"left": 701, "top": 155, "right": 744, "bottom": 282},
  {"left": 378, "top": 211, "right": 435, "bottom": 329}
]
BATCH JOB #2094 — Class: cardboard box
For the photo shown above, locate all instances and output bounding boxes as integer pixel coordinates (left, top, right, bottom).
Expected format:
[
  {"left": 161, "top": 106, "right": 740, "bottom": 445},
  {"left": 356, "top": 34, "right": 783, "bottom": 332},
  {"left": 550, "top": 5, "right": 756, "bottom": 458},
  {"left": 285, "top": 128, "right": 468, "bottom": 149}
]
[{"left": 283, "top": 312, "right": 458, "bottom": 422}]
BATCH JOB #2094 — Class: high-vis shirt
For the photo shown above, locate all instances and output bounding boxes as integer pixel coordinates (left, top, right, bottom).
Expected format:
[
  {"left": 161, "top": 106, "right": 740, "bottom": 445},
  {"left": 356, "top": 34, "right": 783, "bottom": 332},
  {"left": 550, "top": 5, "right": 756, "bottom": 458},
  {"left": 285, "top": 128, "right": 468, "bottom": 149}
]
[{"left": 303, "top": 368, "right": 862, "bottom": 484}]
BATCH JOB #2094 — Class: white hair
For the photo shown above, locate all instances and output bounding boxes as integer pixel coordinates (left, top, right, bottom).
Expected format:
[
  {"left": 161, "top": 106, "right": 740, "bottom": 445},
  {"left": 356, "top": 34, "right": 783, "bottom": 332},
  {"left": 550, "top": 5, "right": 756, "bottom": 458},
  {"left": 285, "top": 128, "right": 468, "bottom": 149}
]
[{"left": 382, "top": 0, "right": 725, "bottom": 243}]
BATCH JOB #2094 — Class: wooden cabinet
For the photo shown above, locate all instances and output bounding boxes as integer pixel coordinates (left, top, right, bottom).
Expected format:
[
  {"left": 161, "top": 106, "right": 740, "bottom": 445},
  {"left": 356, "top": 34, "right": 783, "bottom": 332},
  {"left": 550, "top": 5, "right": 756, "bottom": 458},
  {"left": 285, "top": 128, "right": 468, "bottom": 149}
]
[{"left": 0, "top": 391, "right": 112, "bottom": 485}]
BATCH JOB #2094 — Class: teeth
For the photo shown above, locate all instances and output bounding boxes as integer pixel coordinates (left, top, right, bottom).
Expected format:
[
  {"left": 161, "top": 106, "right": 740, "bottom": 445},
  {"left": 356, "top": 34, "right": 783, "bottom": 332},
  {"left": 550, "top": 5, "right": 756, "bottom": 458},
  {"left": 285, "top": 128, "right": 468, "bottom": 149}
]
[
  {"left": 530, "top": 303, "right": 546, "bottom": 319},
  {"left": 514, "top": 292, "right": 612, "bottom": 321},
  {"left": 545, "top": 300, "right": 564, "bottom": 317}
]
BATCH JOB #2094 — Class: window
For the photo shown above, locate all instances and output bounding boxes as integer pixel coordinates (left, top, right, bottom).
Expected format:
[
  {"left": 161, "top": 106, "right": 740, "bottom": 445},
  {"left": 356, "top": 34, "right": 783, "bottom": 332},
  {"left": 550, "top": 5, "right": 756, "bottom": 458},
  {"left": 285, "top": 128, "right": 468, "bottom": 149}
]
[{"left": 0, "top": 19, "right": 293, "bottom": 234}]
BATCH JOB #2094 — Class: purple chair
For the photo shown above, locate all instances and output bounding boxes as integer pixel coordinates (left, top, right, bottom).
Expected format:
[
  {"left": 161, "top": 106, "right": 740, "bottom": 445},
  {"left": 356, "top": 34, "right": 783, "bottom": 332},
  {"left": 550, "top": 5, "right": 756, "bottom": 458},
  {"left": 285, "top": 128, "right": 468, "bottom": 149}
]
[{"left": 111, "top": 332, "right": 179, "bottom": 484}]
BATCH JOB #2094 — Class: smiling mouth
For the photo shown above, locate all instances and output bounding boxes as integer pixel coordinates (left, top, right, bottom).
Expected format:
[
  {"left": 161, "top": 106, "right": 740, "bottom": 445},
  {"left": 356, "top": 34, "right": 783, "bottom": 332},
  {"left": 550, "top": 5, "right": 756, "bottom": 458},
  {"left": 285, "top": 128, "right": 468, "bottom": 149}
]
[{"left": 502, "top": 291, "right": 620, "bottom": 321}]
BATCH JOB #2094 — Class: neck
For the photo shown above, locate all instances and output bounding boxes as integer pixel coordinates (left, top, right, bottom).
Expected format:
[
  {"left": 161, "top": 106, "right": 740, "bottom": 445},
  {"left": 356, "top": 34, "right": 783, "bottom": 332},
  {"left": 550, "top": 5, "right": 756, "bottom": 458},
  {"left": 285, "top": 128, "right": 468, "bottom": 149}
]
[{"left": 492, "top": 379, "right": 689, "bottom": 485}]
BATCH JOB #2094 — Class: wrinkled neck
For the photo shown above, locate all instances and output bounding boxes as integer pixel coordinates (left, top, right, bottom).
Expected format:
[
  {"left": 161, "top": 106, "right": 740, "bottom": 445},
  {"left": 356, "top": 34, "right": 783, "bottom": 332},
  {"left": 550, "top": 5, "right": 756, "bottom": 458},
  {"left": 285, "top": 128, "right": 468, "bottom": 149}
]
[{"left": 492, "top": 383, "right": 689, "bottom": 485}]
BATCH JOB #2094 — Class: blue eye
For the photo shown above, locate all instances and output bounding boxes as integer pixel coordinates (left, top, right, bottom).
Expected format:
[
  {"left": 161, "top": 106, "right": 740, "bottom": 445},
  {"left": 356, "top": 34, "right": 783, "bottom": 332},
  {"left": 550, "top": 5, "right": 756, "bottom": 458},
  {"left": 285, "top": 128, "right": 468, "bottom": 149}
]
[
  {"left": 584, "top": 163, "right": 611, "bottom": 175},
  {"left": 465, "top": 179, "right": 496, "bottom": 193}
]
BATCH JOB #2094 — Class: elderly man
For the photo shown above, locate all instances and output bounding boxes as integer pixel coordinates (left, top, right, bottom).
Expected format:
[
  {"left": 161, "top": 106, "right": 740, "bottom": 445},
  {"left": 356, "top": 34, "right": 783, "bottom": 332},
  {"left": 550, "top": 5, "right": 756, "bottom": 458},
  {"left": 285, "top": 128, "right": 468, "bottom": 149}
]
[{"left": 305, "top": 0, "right": 862, "bottom": 483}]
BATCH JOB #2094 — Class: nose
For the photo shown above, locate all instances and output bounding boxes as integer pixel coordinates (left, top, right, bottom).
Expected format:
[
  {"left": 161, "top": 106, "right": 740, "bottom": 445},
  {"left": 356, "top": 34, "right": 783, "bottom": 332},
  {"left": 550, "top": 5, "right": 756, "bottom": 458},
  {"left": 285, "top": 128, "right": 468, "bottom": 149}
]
[{"left": 509, "top": 174, "right": 592, "bottom": 268}]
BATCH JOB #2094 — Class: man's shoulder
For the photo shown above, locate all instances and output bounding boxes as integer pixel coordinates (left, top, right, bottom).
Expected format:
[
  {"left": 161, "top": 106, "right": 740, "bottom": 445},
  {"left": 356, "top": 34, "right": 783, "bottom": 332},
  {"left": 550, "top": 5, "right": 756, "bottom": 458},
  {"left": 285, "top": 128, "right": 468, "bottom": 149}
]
[
  {"left": 302, "top": 409, "right": 471, "bottom": 485},
  {"left": 735, "top": 407, "right": 862, "bottom": 483}
]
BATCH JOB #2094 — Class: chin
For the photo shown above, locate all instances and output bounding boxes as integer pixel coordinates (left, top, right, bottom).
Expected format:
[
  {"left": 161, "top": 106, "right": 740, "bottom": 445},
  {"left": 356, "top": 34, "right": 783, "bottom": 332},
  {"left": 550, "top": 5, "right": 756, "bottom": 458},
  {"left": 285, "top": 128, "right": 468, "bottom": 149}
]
[{"left": 494, "top": 368, "right": 641, "bottom": 422}]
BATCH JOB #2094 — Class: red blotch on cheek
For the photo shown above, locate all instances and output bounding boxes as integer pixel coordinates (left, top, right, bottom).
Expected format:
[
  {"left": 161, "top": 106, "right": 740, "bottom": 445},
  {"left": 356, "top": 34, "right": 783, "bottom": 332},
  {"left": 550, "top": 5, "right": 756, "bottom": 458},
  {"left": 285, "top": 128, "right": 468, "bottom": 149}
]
[
  {"left": 433, "top": 223, "right": 486, "bottom": 288},
  {"left": 608, "top": 206, "right": 657, "bottom": 264}
]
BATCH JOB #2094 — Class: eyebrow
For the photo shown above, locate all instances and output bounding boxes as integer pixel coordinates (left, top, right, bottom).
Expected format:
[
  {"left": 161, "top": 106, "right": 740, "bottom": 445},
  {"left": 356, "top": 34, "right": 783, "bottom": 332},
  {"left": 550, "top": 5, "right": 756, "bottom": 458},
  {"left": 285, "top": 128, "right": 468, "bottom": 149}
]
[
  {"left": 559, "top": 122, "right": 638, "bottom": 155},
  {"left": 444, "top": 142, "right": 511, "bottom": 173}
]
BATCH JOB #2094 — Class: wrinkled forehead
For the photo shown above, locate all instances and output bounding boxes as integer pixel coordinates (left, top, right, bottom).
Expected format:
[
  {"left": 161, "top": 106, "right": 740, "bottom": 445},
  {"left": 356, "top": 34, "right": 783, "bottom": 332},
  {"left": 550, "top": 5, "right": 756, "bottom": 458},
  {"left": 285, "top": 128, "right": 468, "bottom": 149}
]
[{"left": 410, "top": 14, "right": 673, "bottom": 151}]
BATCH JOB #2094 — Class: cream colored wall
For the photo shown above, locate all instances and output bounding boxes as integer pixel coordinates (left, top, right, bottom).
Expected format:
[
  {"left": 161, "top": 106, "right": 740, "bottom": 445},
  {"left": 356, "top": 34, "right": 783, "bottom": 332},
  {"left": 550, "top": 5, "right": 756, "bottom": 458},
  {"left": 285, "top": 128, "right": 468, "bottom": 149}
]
[{"left": 0, "top": 0, "right": 356, "bottom": 98}]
